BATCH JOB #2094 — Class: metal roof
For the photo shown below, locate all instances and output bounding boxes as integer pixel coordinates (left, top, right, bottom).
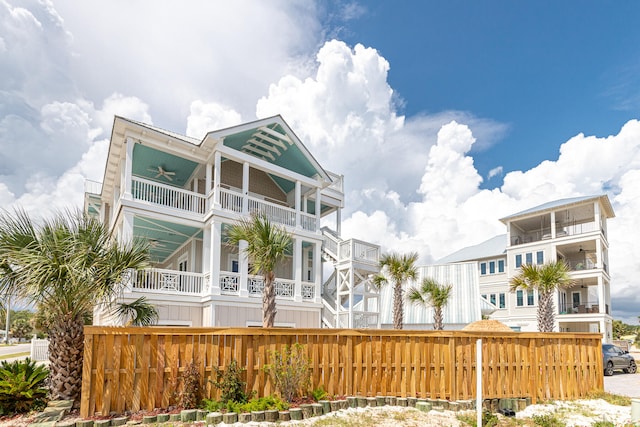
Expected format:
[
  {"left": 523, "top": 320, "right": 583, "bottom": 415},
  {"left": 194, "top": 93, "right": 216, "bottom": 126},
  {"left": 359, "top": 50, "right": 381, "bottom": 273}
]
[
  {"left": 499, "top": 195, "right": 615, "bottom": 223},
  {"left": 437, "top": 234, "right": 507, "bottom": 264}
]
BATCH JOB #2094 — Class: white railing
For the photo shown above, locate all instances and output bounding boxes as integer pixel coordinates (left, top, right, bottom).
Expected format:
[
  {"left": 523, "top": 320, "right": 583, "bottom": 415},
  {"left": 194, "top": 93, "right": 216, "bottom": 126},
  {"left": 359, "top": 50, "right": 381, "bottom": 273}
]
[
  {"left": 220, "top": 272, "right": 240, "bottom": 295},
  {"left": 338, "top": 311, "right": 379, "bottom": 329},
  {"left": 301, "top": 282, "right": 315, "bottom": 300},
  {"left": 132, "top": 177, "right": 206, "bottom": 214},
  {"left": 131, "top": 268, "right": 203, "bottom": 294},
  {"left": 30, "top": 338, "right": 49, "bottom": 362},
  {"left": 248, "top": 196, "right": 296, "bottom": 228},
  {"left": 338, "top": 239, "right": 379, "bottom": 264},
  {"left": 247, "top": 276, "right": 295, "bottom": 299},
  {"left": 84, "top": 180, "right": 102, "bottom": 195},
  {"left": 327, "top": 171, "right": 344, "bottom": 193},
  {"left": 219, "top": 188, "right": 243, "bottom": 213},
  {"left": 300, "top": 212, "right": 316, "bottom": 232}
]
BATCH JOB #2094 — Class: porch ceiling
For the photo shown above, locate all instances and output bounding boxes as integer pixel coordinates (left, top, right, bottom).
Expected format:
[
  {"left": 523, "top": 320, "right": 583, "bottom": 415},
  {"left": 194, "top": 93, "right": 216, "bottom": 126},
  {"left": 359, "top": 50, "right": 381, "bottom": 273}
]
[
  {"left": 132, "top": 144, "right": 199, "bottom": 187},
  {"left": 133, "top": 216, "right": 201, "bottom": 263}
]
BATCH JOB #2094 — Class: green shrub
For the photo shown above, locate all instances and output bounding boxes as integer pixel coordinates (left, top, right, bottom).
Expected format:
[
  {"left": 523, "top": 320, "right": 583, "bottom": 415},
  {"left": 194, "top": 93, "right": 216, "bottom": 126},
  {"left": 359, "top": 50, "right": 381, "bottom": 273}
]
[
  {"left": 591, "top": 421, "right": 615, "bottom": 427},
  {"left": 264, "top": 343, "right": 311, "bottom": 402},
  {"left": 312, "top": 386, "right": 328, "bottom": 401},
  {"left": 0, "top": 358, "right": 49, "bottom": 415},
  {"left": 211, "top": 359, "right": 251, "bottom": 404},
  {"left": 532, "top": 413, "right": 566, "bottom": 427},
  {"left": 201, "top": 395, "right": 289, "bottom": 414}
]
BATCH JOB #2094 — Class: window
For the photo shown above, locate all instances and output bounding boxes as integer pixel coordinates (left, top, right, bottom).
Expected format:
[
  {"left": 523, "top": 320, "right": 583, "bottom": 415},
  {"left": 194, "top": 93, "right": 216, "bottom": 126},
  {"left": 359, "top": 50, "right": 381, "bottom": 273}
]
[
  {"left": 481, "top": 258, "right": 505, "bottom": 275},
  {"left": 536, "top": 251, "right": 544, "bottom": 265},
  {"left": 498, "top": 260, "right": 505, "bottom": 273},
  {"left": 515, "top": 254, "right": 522, "bottom": 268},
  {"left": 499, "top": 293, "right": 506, "bottom": 308},
  {"left": 527, "top": 290, "right": 535, "bottom": 306},
  {"left": 525, "top": 252, "right": 533, "bottom": 265},
  {"left": 490, "top": 294, "right": 496, "bottom": 305},
  {"left": 489, "top": 261, "right": 496, "bottom": 274},
  {"left": 516, "top": 290, "right": 524, "bottom": 307},
  {"left": 480, "top": 263, "right": 487, "bottom": 275},
  {"left": 482, "top": 294, "right": 487, "bottom": 300}
]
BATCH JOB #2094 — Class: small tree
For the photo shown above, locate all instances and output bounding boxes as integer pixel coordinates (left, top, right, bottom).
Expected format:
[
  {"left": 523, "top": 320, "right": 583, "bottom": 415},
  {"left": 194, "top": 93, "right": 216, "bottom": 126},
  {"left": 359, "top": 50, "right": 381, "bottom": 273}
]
[
  {"left": 227, "top": 214, "right": 291, "bottom": 328},
  {"left": 407, "top": 277, "right": 453, "bottom": 330},
  {"left": 373, "top": 252, "right": 418, "bottom": 330},
  {"left": 510, "top": 261, "right": 573, "bottom": 332},
  {"left": 265, "top": 343, "right": 311, "bottom": 402}
]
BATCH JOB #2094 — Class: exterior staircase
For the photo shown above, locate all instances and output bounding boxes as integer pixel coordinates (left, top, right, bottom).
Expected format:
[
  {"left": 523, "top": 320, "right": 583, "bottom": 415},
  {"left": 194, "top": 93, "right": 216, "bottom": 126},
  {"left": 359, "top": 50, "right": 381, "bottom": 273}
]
[{"left": 320, "top": 227, "right": 381, "bottom": 328}]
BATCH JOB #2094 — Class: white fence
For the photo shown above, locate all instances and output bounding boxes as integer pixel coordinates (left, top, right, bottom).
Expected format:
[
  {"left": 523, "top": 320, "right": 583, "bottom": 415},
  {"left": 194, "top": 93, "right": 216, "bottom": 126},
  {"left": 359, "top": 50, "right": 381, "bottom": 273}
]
[{"left": 30, "top": 338, "right": 49, "bottom": 362}]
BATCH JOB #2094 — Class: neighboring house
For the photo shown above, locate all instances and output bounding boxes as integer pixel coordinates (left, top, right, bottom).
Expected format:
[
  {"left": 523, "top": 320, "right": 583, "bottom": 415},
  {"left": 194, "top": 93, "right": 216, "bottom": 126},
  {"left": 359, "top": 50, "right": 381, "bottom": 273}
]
[
  {"left": 378, "top": 263, "right": 486, "bottom": 330},
  {"left": 86, "top": 116, "right": 380, "bottom": 328},
  {"left": 438, "top": 195, "right": 614, "bottom": 340}
]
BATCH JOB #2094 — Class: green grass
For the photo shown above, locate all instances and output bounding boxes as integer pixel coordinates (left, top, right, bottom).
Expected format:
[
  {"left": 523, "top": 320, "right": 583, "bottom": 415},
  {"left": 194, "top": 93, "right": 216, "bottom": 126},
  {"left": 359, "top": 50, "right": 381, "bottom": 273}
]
[
  {"left": 0, "top": 351, "right": 30, "bottom": 360},
  {"left": 586, "top": 390, "right": 632, "bottom": 406}
]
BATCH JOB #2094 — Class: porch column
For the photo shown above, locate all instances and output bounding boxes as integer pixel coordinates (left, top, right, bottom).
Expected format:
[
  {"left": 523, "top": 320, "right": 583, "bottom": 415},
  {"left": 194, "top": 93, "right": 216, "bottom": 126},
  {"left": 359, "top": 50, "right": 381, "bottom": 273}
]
[
  {"left": 315, "top": 186, "right": 322, "bottom": 233},
  {"left": 336, "top": 208, "right": 342, "bottom": 235},
  {"left": 121, "top": 211, "right": 134, "bottom": 243},
  {"left": 293, "top": 237, "right": 302, "bottom": 302},
  {"left": 595, "top": 238, "right": 603, "bottom": 269},
  {"left": 239, "top": 240, "right": 249, "bottom": 297},
  {"left": 123, "top": 138, "right": 134, "bottom": 200},
  {"left": 242, "top": 162, "right": 249, "bottom": 214},
  {"left": 295, "top": 181, "right": 301, "bottom": 228},
  {"left": 213, "top": 152, "right": 221, "bottom": 208},
  {"left": 314, "top": 241, "right": 322, "bottom": 303},
  {"left": 210, "top": 220, "right": 221, "bottom": 296},
  {"left": 550, "top": 211, "right": 556, "bottom": 238},
  {"left": 205, "top": 162, "right": 212, "bottom": 210},
  {"left": 594, "top": 201, "right": 601, "bottom": 228},
  {"left": 597, "top": 275, "right": 604, "bottom": 315}
]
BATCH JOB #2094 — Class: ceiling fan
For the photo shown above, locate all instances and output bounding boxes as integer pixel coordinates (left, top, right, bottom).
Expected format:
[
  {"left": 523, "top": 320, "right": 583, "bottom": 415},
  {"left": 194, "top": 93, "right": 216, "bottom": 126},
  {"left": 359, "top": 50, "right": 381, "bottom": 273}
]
[{"left": 148, "top": 166, "right": 175, "bottom": 181}]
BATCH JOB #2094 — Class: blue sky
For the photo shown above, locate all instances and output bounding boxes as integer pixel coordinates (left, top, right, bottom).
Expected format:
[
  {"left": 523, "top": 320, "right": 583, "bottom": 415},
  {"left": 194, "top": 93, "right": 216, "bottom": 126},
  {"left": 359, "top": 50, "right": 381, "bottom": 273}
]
[
  {"left": 330, "top": 1, "right": 640, "bottom": 186},
  {"left": 1, "top": 0, "right": 640, "bottom": 323}
]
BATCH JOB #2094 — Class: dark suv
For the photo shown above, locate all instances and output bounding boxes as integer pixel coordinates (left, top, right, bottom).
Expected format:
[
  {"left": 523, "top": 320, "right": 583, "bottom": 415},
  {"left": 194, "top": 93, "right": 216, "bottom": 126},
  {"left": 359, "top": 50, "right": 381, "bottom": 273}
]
[{"left": 602, "top": 344, "right": 637, "bottom": 376}]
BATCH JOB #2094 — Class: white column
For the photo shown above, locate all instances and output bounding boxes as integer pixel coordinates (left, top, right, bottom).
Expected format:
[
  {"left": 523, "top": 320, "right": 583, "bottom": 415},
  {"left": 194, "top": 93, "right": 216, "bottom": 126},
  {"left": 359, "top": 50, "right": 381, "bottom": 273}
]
[
  {"left": 202, "top": 226, "right": 211, "bottom": 275},
  {"left": 190, "top": 239, "right": 197, "bottom": 273},
  {"left": 122, "top": 211, "right": 134, "bottom": 243},
  {"left": 211, "top": 221, "right": 221, "bottom": 295},
  {"left": 295, "top": 181, "right": 301, "bottom": 228},
  {"left": 205, "top": 163, "right": 212, "bottom": 210},
  {"left": 293, "top": 237, "right": 302, "bottom": 302},
  {"left": 242, "top": 162, "right": 249, "bottom": 214},
  {"left": 239, "top": 240, "right": 249, "bottom": 297},
  {"left": 315, "top": 186, "right": 322, "bottom": 233},
  {"left": 594, "top": 201, "right": 601, "bottom": 227},
  {"left": 336, "top": 208, "right": 342, "bottom": 235},
  {"left": 123, "top": 138, "right": 134, "bottom": 200},
  {"left": 550, "top": 211, "right": 556, "bottom": 238},
  {"left": 314, "top": 241, "right": 322, "bottom": 303},
  {"left": 213, "top": 152, "right": 221, "bottom": 208},
  {"left": 595, "top": 238, "right": 603, "bottom": 269},
  {"left": 597, "top": 275, "right": 604, "bottom": 315}
]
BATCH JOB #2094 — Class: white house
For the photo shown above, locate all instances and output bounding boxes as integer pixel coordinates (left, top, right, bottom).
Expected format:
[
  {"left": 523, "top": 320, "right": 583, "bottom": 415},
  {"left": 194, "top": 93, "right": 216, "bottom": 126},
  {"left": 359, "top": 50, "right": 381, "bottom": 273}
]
[
  {"left": 438, "top": 195, "right": 614, "bottom": 340},
  {"left": 86, "top": 116, "right": 380, "bottom": 329}
]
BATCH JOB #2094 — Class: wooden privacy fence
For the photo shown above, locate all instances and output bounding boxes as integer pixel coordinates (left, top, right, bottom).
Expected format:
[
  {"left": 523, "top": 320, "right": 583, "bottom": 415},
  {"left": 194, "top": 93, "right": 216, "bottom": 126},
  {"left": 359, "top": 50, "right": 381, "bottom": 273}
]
[{"left": 80, "top": 327, "right": 603, "bottom": 417}]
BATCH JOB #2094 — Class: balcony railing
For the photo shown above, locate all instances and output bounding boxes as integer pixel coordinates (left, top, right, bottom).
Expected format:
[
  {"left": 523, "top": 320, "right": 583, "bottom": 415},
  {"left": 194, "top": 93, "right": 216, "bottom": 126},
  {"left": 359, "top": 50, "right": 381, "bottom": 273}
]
[
  {"left": 338, "top": 239, "right": 380, "bottom": 264},
  {"left": 132, "top": 177, "right": 206, "bottom": 214},
  {"left": 337, "top": 311, "right": 379, "bottom": 329},
  {"left": 130, "top": 268, "right": 203, "bottom": 294},
  {"left": 511, "top": 221, "right": 600, "bottom": 246},
  {"left": 558, "top": 300, "right": 606, "bottom": 315}
]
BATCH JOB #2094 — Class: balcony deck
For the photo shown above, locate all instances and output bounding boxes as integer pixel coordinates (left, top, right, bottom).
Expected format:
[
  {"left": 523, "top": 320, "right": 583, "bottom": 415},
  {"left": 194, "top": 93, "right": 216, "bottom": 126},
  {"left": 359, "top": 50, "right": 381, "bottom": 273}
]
[
  {"left": 129, "top": 177, "right": 318, "bottom": 232},
  {"left": 129, "top": 268, "right": 317, "bottom": 301}
]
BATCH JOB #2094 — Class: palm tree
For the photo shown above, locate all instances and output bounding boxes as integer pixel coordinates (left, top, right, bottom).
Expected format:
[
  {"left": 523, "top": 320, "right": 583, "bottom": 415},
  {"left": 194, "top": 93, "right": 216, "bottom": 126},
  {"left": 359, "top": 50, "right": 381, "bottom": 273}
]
[
  {"left": 0, "top": 209, "right": 149, "bottom": 402},
  {"left": 115, "top": 297, "right": 159, "bottom": 326},
  {"left": 509, "top": 260, "right": 574, "bottom": 332},
  {"left": 373, "top": 252, "right": 418, "bottom": 330},
  {"left": 407, "top": 277, "right": 453, "bottom": 330},
  {"left": 227, "top": 214, "right": 291, "bottom": 328}
]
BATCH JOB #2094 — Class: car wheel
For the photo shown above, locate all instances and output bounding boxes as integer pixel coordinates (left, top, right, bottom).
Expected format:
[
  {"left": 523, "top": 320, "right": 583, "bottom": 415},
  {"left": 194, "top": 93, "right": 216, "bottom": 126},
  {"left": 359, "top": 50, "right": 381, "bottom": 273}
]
[
  {"left": 605, "top": 361, "right": 614, "bottom": 376},
  {"left": 624, "top": 360, "right": 637, "bottom": 374}
]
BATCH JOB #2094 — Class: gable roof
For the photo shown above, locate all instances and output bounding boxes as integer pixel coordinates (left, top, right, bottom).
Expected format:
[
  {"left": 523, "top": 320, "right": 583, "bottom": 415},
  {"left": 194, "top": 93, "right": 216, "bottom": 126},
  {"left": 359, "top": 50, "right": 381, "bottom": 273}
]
[
  {"left": 438, "top": 234, "right": 507, "bottom": 264},
  {"left": 499, "top": 195, "right": 614, "bottom": 223}
]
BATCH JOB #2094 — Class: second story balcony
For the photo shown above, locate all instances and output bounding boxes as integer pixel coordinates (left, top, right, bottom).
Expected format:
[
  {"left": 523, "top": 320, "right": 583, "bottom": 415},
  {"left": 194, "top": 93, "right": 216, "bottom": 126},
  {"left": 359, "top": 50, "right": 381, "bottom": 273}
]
[{"left": 123, "top": 176, "right": 320, "bottom": 232}]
